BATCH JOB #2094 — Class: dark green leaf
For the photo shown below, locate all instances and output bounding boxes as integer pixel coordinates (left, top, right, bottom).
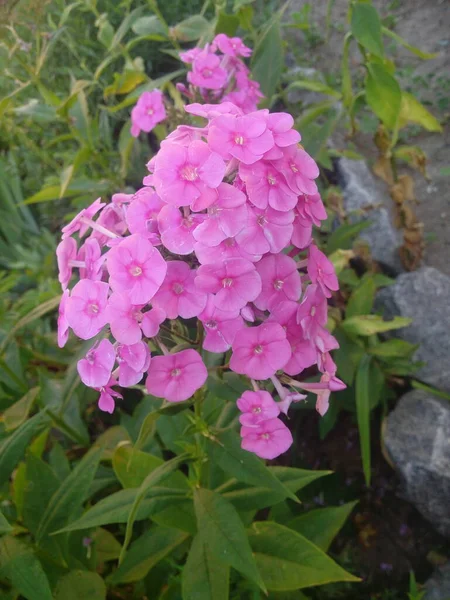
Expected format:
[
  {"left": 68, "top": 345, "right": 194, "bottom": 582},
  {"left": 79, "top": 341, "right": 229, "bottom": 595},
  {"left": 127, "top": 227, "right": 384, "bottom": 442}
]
[
  {"left": 23, "top": 453, "right": 60, "bottom": 536},
  {"left": 0, "top": 510, "right": 12, "bottom": 534},
  {"left": 356, "top": 355, "right": 372, "bottom": 486},
  {"left": 3, "top": 387, "right": 39, "bottom": 431},
  {"left": 54, "top": 570, "right": 106, "bottom": 600},
  {"left": 194, "top": 488, "right": 265, "bottom": 592},
  {"left": 346, "top": 277, "right": 376, "bottom": 318},
  {"left": 351, "top": 3, "right": 384, "bottom": 58},
  {"left": 215, "top": 12, "right": 240, "bottom": 36},
  {"left": 251, "top": 16, "right": 283, "bottom": 100},
  {"left": 182, "top": 534, "right": 229, "bottom": 600},
  {"left": 326, "top": 220, "right": 371, "bottom": 254}
]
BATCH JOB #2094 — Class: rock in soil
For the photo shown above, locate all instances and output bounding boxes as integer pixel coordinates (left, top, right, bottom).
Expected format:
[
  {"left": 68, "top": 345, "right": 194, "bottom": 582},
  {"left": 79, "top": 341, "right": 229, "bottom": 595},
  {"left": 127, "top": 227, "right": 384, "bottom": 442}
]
[
  {"left": 376, "top": 267, "right": 450, "bottom": 392},
  {"left": 384, "top": 390, "right": 450, "bottom": 539},
  {"left": 424, "top": 563, "right": 450, "bottom": 600}
]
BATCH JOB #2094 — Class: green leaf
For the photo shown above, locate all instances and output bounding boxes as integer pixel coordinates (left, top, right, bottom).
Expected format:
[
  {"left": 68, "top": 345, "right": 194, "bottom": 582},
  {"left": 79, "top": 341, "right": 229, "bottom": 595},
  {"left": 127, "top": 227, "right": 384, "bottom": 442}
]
[
  {"left": 152, "top": 500, "right": 197, "bottom": 534},
  {"left": 0, "top": 510, "right": 12, "bottom": 534},
  {"left": 59, "top": 147, "right": 92, "bottom": 199},
  {"left": 131, "top": 15, "right": 167, "bottom": 36},
  {"left": 285, "top": 80, "right": 341, "bottom": 99},
  {"left": 251, "top": 15, "right": 283, "bottom": 100},
  {"left": 54, "top": 571, "right": 106, "bottom": 600},
  {"left": 356, "top": 355, "right": 372, "bottom": 486},
  {"left": 194, "top": 488, "right": 266, "bottom": 592},
  {"left": 248, "top": 521, "right": 359, "bottom": 591},
  {"left": 326, "top": 220, "right": 371, "bottom": 254},
  {"left": 398, "top": 92, "right": 442, "bottom": 132},
  {"left": 135, "top": 410, "right": 159, "bottom": 450},
  {"left": 0, "top": 411, "right": 50, "bottom": 483},
  {"left": 0, "top": 536, "right": 53, "bottom": 600},
  {"left": 346, "top": 277, "right": 376, "bottom": 318},
  {"left": 215, "top": 11, "right": 240, "bottom": 36},
  {"left": 94, "top": 528, "right": 122, "bottom": 564},
  {"left": 368, "top": 339, "right": 418, "bottom": 359},
  {"left": 365, "top": 63, "right": 401, "bottom": 130},
  {"left": 287, "top": 501, "right": 358, "bottom": 551},
  {"left": 119, "top": 453, "right": 190, "bottom": 564},
  {"left": 341, "top": 32, "right": 353, "bottom": 108},
  {"left": 23, "top": 453, "right": 60, "bottom": 536},
  {"left": 118, "top": 119, "right": 135, "bottom": 179},
  {"left": 109, "top": 525, "right": 188, "bottom": 583},
  {"left": 411, "top": 380, "right": 450, "bottom": 402},
  {"left": 104, "top": 71, "right": 148, "bottom": 98},
  {"left": 174, "top": 15, "right": 211, "bottom": 41},
  {"left": 341, "top": 315, "right": 411, "bottom": 337},
  {"left": 36, "top": 447, "right": 102, "bottom": 541},
  {"left": 382, "top": 27, "right": 438, "bottom": 60},
  {"left": 182, "top": 534, "right": 229, "bottom": 600},
  {"left": 110, "top": 6, "right": 145, "bottom": 48},
  {"left": 351, "top": 3, "right": 384, "bottom": 58},
  {"left": 208, "top": 429, "right": 300, "bottom": 503},
  {"left": 2, "top": 386, "right": 39, "bottom": 431}
]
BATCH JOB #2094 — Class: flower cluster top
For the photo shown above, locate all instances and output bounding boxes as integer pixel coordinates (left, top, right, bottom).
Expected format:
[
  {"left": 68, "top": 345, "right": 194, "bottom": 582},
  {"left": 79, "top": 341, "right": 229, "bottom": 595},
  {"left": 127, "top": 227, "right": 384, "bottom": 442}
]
[{"left": 56, "top": 34, "right": 344, "bottom": 460}]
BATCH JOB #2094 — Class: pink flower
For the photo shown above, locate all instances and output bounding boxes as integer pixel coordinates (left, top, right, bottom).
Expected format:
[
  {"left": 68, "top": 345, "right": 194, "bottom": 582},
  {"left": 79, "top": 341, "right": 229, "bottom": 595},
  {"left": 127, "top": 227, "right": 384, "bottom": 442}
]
[
  {"left": 230, "top": 322, "right": 291, "bottom": 380},
  {"left": 194, "top": 235, "right": 261, "bottom": 265},
  {"left": 152, "top": 261, "right": 207, "bottom": 319},
  {"left": 239, "top": 161, "right": 297, "bottom": 212},
  {"left": 307, "top": 245, "right": 339, "bottom": 298},
  {"left": 198, "top": 296, "right": 244, "bottom": 352},
  {"left": 208, "top": 113, "right": 274, "bottom": 164},
  {"left": 126, "top": 188, "right": 164, "bottom": 237},
  {"left": 145, "top": 349, "right": 208, "bottom": 402},
  {"left": 56, "top": 237, "right": 77, "bottom": 290},
  {"left": 117, "top": 342, "right": 151, "bottom": 387},
  {"left": 62, "top": 198, "right": 105, "bottom": 239},
  {"left": 65, "top": 280, "right": 109, "bottom": 340},
  {"left": 179, "top": 47, "right": 202, "bottom": 64},
  {"left": 254, "top": 254, "right": 301, "bottom": 311},
  {"left": 158, "top": 205, "right": 204, "bottom": 255},
  {"left": 193, "top": 183, "right": 247, "bottom": 247},
  {"left": 107, "top": 234, "right": 167, "bottom": 304},
  {"left": 141, "top": 307, "right": 166, "bottom": 338},
  {"left": 236, "top": 205, "right": 294, "bottom": 255},
  {"left": 316, "top": 388, "right": 330, "bottom": 416},
  {"left": 276, "top": 145, "right": 319, "bottom": 196},
  {"left": 107, "top": 292, "right": 145, "bottom": 345},
  {"left": 131, "top": 90, "right": 166, "bottom": 137},
  {"left": 296, "top": 284, "right": 328, "bottom": 336},
  {"left": 78, "top": 238, "right": 104, "bottom": 281},
  {"left": 297, "top": 193, "right": 327, "bottom": 226},
  {"left": 214, "top": 34, "right": 252, "bottom": 57},
  {"left": 153, "top": 140, "right": 225, "bottom": 208},
  {"left": 265, "top": 112, "right": 301, "bottom": 155},
  {"left": 77, "top": 339, "right": 116, "bottom": 388},
  {"left": 237, "top": 390, "right": 280, "bottom": 427},
  {"left": 291, "top": 210, "right": 313, "bottom": 249},
  {"left": 241, "top": 418, "right": 293, "bottom": 459},
  {"left": 185, "top": 102, "right": 242, "bottom": 119},
  {"left": 97, "top": 378, "right": 122, "bottom": 414},
  {"left": 195, "top": 258, "right": 261, "bottom": 313},
  {"left": 57, "top": 290, "right": 70, "bottom": 348},
  {"left": 284, "top": 325, "right": 317, "bottom": 376},
  {"left": 188, "top": 52, "right": 227, "bottom": 90}
]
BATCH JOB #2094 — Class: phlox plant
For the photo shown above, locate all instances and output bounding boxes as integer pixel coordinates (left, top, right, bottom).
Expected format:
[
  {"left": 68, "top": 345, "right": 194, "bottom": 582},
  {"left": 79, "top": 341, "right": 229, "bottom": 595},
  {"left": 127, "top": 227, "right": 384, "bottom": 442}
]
[{"left": 57, "top": 32, "right": 345, "bottom": 462}]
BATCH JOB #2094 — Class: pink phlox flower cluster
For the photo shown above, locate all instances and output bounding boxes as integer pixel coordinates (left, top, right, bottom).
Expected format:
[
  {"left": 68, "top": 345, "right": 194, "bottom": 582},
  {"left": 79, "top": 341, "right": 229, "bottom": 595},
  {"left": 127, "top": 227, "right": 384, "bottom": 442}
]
[
  {"left": 57, "top": 36, "right": 344, "bottom": 458},
  {"left": 131, "top": 90, "right": 166, "bottom": 138}
]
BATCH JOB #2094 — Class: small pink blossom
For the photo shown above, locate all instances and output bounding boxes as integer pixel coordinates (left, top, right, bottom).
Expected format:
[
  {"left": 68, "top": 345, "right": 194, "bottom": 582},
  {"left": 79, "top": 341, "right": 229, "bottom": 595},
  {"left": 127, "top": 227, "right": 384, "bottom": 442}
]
[
  {"left": 254, "top": 254, "right": 301, "bottom": 311},
  {"left": 214, "top": 34, "right": 252, "bottom": 57},
  {"left": 198, "top": 296, "right": 244, "bottom": 352},
  {"left": 158, "top": 205, "right": 204, "bottom": 255},
  {"left": 291, "top": 210, "right": 313, "bottom": 249},
  {"left": 152, "top": 261, "right": 207, "bottom": 319},
  {"left": 107, "top": 234, "right": 167, "bottom": 304},
  {"left": 241, "top": 418, "right": 293, "bottom": 459},
  {"left": 307, "top": 245, "right": 339, "bottom": 298},
  {"left": 65, "top": 280, "right": 109, "bottom": 340},
  {"left": 56, "top": 237, "right": 77, "bottom": 290},
  {"left": 146, "top": 349, "right": 207, "bottom": 402},
  {"left": 297, "top": 284, "right": 328, "bottom": 336},
  {"left": 236, "top": 205, "right": 294, "bottom": 255},
  {"left": 194, "top": 235, "right": 261, "bottom": 265},
  {"left": 179, "top": 47, "right": 202, "bottom": 64},
  {"left": 297, "top": 193, "right": 327, "bottom": 226},
  {"left": 266, "top": 112, "right": 301, "bottom": 153},
  {"left": 141, "top": 307, "right": 166, "bottom": 338},
  {"left": 284, "top": 324, "right": 317, "bottom": 376},
  {"left": 276, "top": 145, "right": 319, "bottom": 196},
  {"left": 131, "top": 90, "right": 166, "bottom": 138},
  {"left": 126, "top": 188, "right": 164, "bottom": 237},
  {"left": 107, "top": 292, "right": 145, "bottom": 345},
  {"left": 188, "top": 51, "right": 228, "bottom": 90},
  {"left": 77, "top": 339, "right": 116, "bottom": 388},
  {"left": 208, "top": 113, "right": 274, "bottom": 164},
  {"left": 239, "top": 161, "right": 297, "bottom": 212},
  {"left": 153, "top": 140, "right": 225, "bottom": 208},
  {"left": 62, "top": 198, "right": 105, "bottom": 239},
  {"left": 185, "top": 102, "right": 242, "bottom": 119},
  {"left": 117, "top": 342, "right": 151, "bottom": 387},
  {"left": 230, "top": 322, "right": 291, "bottom": 380},
  {"left": 97, "top": 378, "right": 122, "bottom": 414},
  {"left": 57, "top": 290, "right": 70, "bottom": 348},
  {"left": 78, "top": 238, "right": 104, "bottom": 281},
  {"left": 195, "top": 258, "right": 261, "bottom": 313},
  {"left": 192, "top": 183, "right": 247, "bottom": 247},
  {"left": 237, "top": 390, "right": 280, "bottom": 427}
]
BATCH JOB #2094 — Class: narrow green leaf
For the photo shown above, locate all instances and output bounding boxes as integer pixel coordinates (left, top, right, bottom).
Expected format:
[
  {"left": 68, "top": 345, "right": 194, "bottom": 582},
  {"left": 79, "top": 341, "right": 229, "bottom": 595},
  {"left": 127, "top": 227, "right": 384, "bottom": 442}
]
[
  {"left": 382, "top": 27, "right": 438, "bottom": 60},
  {"left": 54, "top": 570, "right": 106, "bottom": 600},
  {"left": 346, "top": 278, "right": 376, "bottom": 318},
  {"left": 286, "top": 80, "right": 341, "bottom": 99},
  {"left": 209, "top": 429, "right": 299, "bottom": 503},
  {"left": 3, "top": 387, "right": 39, "bottom": 431},
  {"left": 411, "top": 380, "right": 450, "bottom": 402},
  {"left": 341, "top": 315, "right": 412, "bottom": 336},
  {"left": 287, "top": 501, "right": 358, "bottom": 551},
  {"left": 248, "top": 521, "right": 359, "bottom": 591},
  {"left": 23, "top": 453, "right": 60, "bottom": 536},
  {"left": 59, "top": 146, "right": 92, "bottom": 198},
  {"left": 368, "top": 339, "right": 418, "bottom": 359},
  {"left": 119, "top": 453, "right": 189, "bottom": 564},
  {"left": 0, "top": 536, "right": 53, "bottom": 600},
  {"left": 251, "top": 15, "right": 283, "bottom": 100},
  {"left": 110, "top": 6, "right": 145, "bottom": 48},
  {"left": 36, "top": 447, "right": 102, "bottom": 541},
  {"left": 0, "top": 411, "right": 50, "bottom": 484},
  {"left": 351, "top": 3, "right": 384, "bottom": 58},
  {"left": 194, "top": 487, "right": 266, "bottom": 593},
  {"left": 182, "top": 534, "right": 230, "bottom": 600},
  {"left": 365, "top": 63, "right": 401, "bottom": 130},
  {"left": 110, "top": 525, "right": 188, "bottom": 583},
  {"left": 356, "top": 355, "right": 372, "bottom": 486},
  {"left": 0, "top": 510, "right": 12, "bottom": 534},
  {"left": 326, "top": 220, "right": 371, "bottom": 254}
]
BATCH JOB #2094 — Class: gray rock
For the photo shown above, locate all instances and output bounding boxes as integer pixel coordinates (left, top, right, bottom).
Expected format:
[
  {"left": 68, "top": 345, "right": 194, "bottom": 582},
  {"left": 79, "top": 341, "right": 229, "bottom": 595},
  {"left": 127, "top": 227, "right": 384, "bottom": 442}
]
[
  {"left": 384, "top": 390, "right": 450, "bottom": 538},
  {"left": 376, "top": 267, "right": 450, "bottom": 392},
  {"left": 337, "top": 157, "right": 404, "bottom": 273},
  {"left": 424, "top": 563, "right": 450, "bottom": 600}
]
